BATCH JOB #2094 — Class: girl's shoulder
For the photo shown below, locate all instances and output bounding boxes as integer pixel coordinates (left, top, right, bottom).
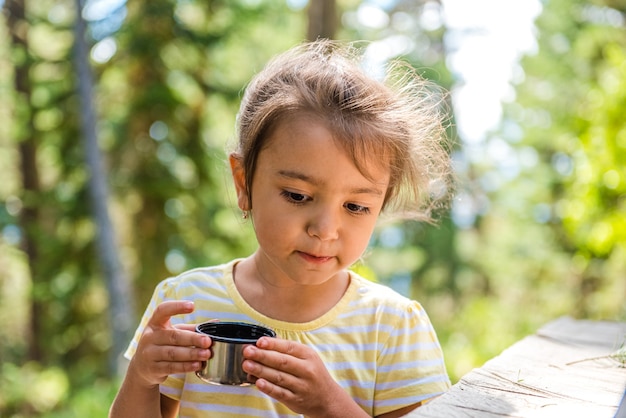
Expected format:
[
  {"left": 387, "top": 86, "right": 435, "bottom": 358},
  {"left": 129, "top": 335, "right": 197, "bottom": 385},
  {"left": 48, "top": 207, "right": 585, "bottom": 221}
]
[
  {"left": 349, "top": 270, "right": 403, "bottom": 294},
  {"left": 348, "top": 271, "right": 419, "bottom": 309},
  {"left": 341, "top": 272, "right": 435, "bottom": 334},
  {"left": 155, "top": 259, "right": 241, "bottom": 297},
  {"left": 172, "top": 258, "right": 239, "bottom": 281}
]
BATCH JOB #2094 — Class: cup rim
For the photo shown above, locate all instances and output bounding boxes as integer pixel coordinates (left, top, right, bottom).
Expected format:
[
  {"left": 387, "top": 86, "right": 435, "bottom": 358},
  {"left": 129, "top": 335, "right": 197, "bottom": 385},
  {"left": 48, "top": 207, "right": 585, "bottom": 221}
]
[{"left": 195, "top": 321, "right": 276, "bottom": 344}]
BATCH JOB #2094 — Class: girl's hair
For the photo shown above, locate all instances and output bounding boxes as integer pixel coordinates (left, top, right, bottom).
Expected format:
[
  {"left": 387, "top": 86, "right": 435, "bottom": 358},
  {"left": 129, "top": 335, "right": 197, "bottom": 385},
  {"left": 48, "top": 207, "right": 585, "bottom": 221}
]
[{"left": 234, "top": 39, "right": 454, "bottom": 222}]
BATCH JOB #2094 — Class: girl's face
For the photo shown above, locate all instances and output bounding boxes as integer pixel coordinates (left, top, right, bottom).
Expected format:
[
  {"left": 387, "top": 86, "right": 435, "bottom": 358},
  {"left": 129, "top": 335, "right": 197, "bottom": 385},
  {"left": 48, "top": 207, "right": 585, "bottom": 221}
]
[{"left": 232, "top": 113, "right": 390, "bottom": 287}]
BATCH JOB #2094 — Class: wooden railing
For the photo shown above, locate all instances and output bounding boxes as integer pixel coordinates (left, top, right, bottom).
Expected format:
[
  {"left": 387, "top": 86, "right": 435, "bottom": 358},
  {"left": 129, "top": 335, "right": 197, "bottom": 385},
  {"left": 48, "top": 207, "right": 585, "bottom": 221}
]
[{"left": 408, "top": 316, "right": 626, "bottom": 418}]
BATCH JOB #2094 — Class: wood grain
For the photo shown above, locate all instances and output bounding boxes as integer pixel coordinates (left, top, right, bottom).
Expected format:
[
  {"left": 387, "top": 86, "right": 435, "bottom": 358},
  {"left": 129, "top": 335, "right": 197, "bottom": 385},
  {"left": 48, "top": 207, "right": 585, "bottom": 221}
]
[{"left": 407, "top": 316, "right": 626, "bottom": 418}]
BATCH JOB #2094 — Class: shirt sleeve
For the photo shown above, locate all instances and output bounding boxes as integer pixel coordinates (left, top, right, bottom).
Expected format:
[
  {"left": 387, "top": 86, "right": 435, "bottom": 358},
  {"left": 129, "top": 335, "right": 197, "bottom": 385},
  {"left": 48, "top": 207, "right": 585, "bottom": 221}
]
[{"left": 373, "top": 301, "right": 451, "bottom": 416}]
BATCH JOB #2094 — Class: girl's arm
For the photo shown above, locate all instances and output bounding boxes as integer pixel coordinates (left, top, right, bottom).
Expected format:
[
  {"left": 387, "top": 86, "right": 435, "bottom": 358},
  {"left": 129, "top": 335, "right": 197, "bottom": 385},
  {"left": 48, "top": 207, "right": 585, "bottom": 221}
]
[
  {"left": 109, "top": 365, "right": 169, "bottom": 418},
  {"left": 161, "top": 393, "right": 181, "bottom": 418}
]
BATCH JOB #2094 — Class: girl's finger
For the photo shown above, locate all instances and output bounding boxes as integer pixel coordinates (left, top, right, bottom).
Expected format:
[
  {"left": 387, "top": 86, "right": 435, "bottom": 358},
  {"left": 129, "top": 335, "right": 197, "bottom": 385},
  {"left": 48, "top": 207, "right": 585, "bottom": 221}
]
[
  {"left": 174, "top": 323, "right": 198, "bottom": 332},
  {"left": 256, "top": 337, "right": 307, "bottom": 358},
  {"left": 153, "top": 328, "right": 212, "bottom": 349},
  {"left": 149, "top": 300, "right": 195, "bottom": 328},
  {"left": 145, "top": 343, "right": 211, "bottom": 363},
  {"left": 153, "top": 359, "right": 205, "bottom": 377}
]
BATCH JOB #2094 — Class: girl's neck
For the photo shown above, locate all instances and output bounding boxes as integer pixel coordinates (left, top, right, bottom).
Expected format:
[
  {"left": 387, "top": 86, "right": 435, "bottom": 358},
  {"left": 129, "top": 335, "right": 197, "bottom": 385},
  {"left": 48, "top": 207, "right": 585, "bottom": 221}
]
[{"left": 233, "top": 256, "right": 350, "bottom": 323}]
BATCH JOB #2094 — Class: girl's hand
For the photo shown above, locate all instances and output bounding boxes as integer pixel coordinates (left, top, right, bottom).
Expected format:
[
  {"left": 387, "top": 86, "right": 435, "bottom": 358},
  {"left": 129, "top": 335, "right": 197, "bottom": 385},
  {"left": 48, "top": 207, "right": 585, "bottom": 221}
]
[
  {"left": 128, "top": 301, "right": 212, "bottom": 388},
  {"left": 242, "top": 337, "right": 367, "bottom": 418}
]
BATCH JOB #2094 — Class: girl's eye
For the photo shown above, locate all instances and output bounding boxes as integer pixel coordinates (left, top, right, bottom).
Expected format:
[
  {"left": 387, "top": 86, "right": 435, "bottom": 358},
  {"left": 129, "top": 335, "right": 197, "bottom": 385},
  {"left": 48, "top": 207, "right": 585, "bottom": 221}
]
[
  {"left": 345, "top": 203, "right": 370, "bottom": 215},
  {"left": 281, "top": 190, "right": 309, "bottom": 204}
]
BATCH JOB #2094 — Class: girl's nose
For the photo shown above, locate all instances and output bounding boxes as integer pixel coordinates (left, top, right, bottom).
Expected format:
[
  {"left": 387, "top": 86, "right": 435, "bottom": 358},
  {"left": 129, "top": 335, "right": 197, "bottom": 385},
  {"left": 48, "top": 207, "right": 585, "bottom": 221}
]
[{"left": 306, "top": 208, "right": 340, "bottom": 241}]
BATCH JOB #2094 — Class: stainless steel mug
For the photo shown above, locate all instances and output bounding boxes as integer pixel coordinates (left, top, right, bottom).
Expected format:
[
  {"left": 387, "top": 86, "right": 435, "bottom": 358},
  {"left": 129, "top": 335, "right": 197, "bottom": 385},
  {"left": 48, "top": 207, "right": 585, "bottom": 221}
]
[{"left": 195, "top": 321, "right": 276, "bottom": 386}]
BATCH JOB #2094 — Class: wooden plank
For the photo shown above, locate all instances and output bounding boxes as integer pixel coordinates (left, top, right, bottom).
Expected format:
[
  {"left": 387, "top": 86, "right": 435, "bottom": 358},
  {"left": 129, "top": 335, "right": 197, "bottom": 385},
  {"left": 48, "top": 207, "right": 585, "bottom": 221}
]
[{"left": 407, "top": 316, "right": 626, "bottom": 418}]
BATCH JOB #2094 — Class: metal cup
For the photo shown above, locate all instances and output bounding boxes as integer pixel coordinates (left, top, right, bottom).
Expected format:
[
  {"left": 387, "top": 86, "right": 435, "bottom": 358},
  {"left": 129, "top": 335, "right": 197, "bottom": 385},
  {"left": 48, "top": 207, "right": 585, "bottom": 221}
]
[{"left": 195, "top": 321, "right": 276, "bottom": 386}]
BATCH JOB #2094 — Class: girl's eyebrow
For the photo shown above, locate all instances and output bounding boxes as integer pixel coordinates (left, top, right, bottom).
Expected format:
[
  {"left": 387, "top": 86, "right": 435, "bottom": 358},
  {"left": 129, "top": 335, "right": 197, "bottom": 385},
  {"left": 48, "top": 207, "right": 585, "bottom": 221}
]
[
  {"left": 277, "top": 169, "right": 385, "bottom": 196},
  {"left": 278, "top": 169, "right": 315, "bottom": 184}
]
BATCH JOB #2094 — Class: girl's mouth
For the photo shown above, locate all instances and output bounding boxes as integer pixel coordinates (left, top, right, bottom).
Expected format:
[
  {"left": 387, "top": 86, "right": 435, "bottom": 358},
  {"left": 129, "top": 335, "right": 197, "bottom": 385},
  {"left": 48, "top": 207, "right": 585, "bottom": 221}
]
[{"left": 297, "top": 251, "right": 333, "bottom": 264}]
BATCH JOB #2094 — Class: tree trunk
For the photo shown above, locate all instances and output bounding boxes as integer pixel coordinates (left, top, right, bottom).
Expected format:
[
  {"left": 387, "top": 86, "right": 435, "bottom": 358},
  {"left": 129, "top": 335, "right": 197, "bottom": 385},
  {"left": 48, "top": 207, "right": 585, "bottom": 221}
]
[
  {"left": 73, "top": 0, "right": 135, "bottom": 377},
  {"left": 4, "top": 0, "right": 45, "bottom": 363},
  {"left": 306, "top": 0, "right": 337, "bottom": 41}
]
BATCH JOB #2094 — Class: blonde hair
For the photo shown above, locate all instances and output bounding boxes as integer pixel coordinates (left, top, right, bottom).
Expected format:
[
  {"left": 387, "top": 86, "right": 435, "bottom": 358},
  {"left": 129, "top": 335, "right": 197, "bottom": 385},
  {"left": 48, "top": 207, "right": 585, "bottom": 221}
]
[{"left": 234, "top": 39, "right": 454, "bottom": 222}]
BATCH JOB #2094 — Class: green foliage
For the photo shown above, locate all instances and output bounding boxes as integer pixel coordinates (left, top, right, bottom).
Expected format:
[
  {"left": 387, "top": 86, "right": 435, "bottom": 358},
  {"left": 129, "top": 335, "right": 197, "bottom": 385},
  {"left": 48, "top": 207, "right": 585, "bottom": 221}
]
[
  {"left": 0, "top": 361, "right": 119, "bottom": 417},
  {"left": 0, "top": 362, "right": 69, "bottom": 416},
  {"left": 507, "top": 0, "right": 626, "bottom": 319}
]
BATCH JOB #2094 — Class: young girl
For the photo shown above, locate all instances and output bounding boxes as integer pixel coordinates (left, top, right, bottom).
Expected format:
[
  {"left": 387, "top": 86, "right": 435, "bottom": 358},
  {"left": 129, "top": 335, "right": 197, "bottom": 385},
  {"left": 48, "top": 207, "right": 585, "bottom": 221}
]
[{"left": 110, "top": 39, "right": 453, "bottom": 418}]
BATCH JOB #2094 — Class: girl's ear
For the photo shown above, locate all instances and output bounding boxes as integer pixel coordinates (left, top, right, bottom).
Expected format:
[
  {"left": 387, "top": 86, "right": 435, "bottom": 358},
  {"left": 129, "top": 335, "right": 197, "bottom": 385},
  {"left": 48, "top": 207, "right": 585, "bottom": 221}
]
[{"left": 229, "top": 153, "right": 250, "bottom": 211}]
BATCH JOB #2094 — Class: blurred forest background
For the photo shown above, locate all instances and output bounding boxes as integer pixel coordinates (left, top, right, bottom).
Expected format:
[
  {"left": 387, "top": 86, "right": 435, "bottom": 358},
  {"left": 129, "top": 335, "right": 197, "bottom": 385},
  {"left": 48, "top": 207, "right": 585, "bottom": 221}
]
[{"left": 0, "top": 0, "right": 624, "bottom": 416}]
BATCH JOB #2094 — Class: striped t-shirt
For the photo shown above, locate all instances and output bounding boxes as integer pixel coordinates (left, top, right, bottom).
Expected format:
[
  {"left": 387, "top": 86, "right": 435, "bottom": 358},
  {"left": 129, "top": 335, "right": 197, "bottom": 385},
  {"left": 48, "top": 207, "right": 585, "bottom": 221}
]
[{"left": 125, "top": 259, "right": 450, "bottom": 417}]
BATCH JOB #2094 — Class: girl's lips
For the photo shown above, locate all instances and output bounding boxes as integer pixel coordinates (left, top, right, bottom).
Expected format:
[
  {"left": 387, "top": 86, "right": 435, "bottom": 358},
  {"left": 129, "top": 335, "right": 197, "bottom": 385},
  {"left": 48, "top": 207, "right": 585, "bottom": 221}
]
[{"left": 297, "top": 251, "right": 333, "bottom": 264}]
